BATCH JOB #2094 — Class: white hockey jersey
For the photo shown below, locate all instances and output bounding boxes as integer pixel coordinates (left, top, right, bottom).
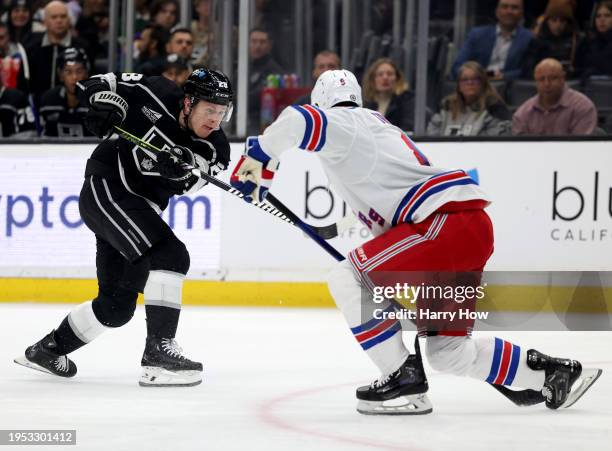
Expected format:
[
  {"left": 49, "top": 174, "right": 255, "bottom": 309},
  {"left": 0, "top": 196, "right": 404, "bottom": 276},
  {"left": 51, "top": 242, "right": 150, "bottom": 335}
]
[{"left": 257, "top": 104, "right": 490, "bottom": 236}]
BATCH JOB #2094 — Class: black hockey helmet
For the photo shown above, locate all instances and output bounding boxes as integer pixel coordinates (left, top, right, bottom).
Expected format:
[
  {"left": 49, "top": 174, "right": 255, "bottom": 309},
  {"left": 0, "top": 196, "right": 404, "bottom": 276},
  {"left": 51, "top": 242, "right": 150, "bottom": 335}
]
[
  {"left": 183, "top": 68, "right": 233, "bottom": 122},
  {"left": 58, "top": 47, "right": 90, "bottom": 73}
]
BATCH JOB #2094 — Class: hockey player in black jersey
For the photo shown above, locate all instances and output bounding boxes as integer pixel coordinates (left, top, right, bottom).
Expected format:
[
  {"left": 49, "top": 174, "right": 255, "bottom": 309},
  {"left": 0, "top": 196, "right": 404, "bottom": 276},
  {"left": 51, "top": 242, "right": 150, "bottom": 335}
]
[
  {"left": 39, "top": 47, "right": 93, "bottom": 137},
  {"left": 0, "top": 86, "right": 35, "bottom": 137},
  {"left": 14, "top": 68, "right": 233, "bottom": 387}
]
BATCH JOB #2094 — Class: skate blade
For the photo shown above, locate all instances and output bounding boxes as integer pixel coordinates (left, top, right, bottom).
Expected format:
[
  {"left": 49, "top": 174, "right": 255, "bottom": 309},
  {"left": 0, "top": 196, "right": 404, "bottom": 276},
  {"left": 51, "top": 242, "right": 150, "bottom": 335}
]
[
  {"left": 139, "top": 366, "right": 202, "bottom": 387},
  {"left": 357, "top": 393, "right": 433, "bottom": 415},
  {"left": 13, "top": 356, "right": 74, "bottom": 378},
  {"left": 561, "top": 368, "right": 603, "bottom": 408}
]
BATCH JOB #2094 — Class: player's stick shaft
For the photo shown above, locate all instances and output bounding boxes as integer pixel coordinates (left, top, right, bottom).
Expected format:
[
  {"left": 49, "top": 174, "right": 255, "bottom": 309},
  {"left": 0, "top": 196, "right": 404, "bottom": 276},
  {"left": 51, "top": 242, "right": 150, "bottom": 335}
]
[
  {"left": 113, "top": 127, "right": 542, "bottom": 407},
  {"left": 113, "top": 126, "right": 345, "bottom": 261}
]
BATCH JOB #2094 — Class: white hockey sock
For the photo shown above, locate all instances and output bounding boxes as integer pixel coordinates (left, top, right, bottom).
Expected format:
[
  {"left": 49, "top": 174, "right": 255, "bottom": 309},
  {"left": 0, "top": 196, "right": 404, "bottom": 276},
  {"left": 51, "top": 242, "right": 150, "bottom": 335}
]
[
  {"left": 67, "top": 300, "right": 111, "bottom": 343},
  {"left": 426, "top": 336, "right": 545, "bottom": 390},
  {"left": 328, "top": 261, "right": 409, "bottom": 375},
  {"left": 144, "top": 270, "right": 184, "bottom": 310},
  {"left": 476, "top": 337, "right": 545, "bottom": 389}
]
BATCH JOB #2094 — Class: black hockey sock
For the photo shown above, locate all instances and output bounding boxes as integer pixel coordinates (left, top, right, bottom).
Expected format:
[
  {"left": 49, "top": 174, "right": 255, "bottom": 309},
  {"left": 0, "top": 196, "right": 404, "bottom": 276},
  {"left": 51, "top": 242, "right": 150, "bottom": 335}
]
[
  {"left": 53, "top": 317, "right": 87, "bottom": 355},
  {"left": 145, "top": 305, "right": 180, "bottom": 338}
]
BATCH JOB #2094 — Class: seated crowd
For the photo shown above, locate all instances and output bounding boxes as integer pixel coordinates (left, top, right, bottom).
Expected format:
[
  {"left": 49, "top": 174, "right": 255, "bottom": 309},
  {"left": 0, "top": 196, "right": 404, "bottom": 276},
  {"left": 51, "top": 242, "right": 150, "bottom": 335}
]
[
  {"left": 440, "top": 0, "right": 611, "bottom": 135},
  {"left": 0, "top": 0, "right": 208, "bottom": 138},
  {"left": 0, "top": 0, "right": 610, "bottom": 138}
]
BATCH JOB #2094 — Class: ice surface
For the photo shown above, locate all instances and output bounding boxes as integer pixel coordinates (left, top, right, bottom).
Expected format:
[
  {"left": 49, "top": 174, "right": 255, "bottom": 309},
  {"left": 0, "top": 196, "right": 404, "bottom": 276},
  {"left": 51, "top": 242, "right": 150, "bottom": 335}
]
[{"left": 1, "top": 304, "right": 610, "bottom": 451}]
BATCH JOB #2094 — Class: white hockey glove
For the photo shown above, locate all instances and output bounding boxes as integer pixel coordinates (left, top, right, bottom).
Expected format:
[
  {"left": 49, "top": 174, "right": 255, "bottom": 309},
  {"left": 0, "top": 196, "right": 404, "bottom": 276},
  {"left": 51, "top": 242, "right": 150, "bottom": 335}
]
[
  {"left": 84, "top": 91, "right": 128, "bottom": 138},
  {"left": 230, "top": 137, "right": 278, "bottom": 203}
]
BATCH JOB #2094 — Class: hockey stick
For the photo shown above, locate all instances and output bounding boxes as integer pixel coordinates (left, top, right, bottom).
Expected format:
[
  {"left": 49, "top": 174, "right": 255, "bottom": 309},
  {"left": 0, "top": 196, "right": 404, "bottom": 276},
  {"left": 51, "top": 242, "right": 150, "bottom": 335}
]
[
  {"left": 113, "top": 126, "right": 352, "bottom": 240},
  {"left": 115, "top": 126, "right": 541, "bottom": 407},
  {"left": 113, "top": 126, "right": 344, "bottom": 261},
  {"left": 489, "top": 384, "right": 545, "bottom": 407}
]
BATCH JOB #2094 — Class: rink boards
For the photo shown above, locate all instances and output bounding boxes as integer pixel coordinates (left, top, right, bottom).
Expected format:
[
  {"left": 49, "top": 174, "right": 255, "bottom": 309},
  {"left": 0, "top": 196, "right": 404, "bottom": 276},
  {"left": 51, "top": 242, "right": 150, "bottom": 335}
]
[{"left": 0, "top": 140, "right": 611, "bottom": 308}]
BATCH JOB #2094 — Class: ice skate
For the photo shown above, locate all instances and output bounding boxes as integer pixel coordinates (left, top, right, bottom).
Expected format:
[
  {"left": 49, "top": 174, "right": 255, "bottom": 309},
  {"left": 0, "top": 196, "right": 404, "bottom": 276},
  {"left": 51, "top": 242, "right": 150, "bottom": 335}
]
[
  {"left": 527, "top": 349, "right": 602, "bottom": 409},
  {"left": 14, "top": 330, "right": 77, "bottom": 378},
  {"left": 139, "top": 337, "right": 203, "bottom": 387},
  {"left": 356, "top": 339, "right": 432, "bottom": 415}
]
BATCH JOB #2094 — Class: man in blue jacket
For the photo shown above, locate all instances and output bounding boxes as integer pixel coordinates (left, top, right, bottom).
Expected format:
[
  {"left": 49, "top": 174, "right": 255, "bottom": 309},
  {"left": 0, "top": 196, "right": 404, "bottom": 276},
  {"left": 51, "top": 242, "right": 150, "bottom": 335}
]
[{"left": 452, "top": 0, "right": 533, "bottom": 80}]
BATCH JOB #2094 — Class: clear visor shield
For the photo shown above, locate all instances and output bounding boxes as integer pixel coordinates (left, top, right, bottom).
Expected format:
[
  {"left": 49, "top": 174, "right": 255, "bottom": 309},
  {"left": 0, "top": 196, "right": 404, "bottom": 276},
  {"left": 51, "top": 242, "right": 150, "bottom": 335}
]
[
  {"left": 200, "top": 101, "right": 233, "bottom": 123},
  {"left": 222, "top": 102, "right": 233, "bottom": 122}
]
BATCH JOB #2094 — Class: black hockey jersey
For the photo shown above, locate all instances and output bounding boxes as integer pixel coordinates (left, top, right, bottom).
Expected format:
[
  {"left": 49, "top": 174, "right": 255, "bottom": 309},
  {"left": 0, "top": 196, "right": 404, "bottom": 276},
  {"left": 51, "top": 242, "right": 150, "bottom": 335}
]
[
  {"left": 40, "top": 86, "right": 93, "bottom": 137},
  {"left": 80, "top": 73, "right": 231, "bottom": 212},
  {"left": 0, "top": 87, "right": 35, "bottom": 137}
]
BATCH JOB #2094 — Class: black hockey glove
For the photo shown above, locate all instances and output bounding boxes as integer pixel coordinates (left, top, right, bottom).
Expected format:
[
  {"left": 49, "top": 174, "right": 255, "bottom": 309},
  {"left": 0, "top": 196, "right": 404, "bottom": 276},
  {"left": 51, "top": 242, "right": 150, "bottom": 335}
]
[
  {"left": 84, "top": 91, "right": 128, "bottom": 138},
  {"left": 157, "top": 145, "right": 195, "bottom": 181}
]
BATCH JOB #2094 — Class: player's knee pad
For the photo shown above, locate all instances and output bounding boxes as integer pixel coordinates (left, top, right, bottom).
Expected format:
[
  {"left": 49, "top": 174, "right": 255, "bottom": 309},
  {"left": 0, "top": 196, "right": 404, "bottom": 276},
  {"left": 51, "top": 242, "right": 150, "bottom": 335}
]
[
  {"left": 92, "top": 285, "right": 138, "bottom": 328},
  {"left": 149, "top": 235, "right": 190, "bottom": 275},
  {"left": 68, "top": 300, "right": 112, "bottom": 343},
  {"left": 327, "top": 260, "right": 362, "bottom": 311},
  {"left": 425, "top": 335, "right": 476, "bottom": 376},
  {"left": 143, "top": 270, "right": 185, "bottom": 310}
]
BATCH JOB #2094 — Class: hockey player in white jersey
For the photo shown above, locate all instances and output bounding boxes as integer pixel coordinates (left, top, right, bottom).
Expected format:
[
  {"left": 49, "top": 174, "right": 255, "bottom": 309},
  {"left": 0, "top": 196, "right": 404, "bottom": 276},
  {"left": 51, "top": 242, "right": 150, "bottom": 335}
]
[{"left": 230, "top": 69, "right": 601, "bottom": 414}]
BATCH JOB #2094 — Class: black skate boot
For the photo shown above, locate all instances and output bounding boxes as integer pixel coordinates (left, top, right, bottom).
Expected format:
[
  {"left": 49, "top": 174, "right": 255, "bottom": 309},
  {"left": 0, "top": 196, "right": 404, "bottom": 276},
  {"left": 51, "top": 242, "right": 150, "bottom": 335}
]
[
  {"left": 139, "top": 337, "right": 203, "bottom": 387},
  {"left": 356, "top": 338, "right": 432, "bottom": 415},
  {"left": 527, "top": 349, "right": 602, "bottom": 409},
  {"left": 14, "top": 330, "right": 77, "bottom": 378}
]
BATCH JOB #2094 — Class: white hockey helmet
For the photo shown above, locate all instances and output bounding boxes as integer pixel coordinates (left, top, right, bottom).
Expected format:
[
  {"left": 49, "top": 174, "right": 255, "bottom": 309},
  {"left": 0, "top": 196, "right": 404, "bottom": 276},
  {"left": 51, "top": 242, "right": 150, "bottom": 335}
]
[{"left": 311, "top": 69, "right": 363, "bottom": 109}]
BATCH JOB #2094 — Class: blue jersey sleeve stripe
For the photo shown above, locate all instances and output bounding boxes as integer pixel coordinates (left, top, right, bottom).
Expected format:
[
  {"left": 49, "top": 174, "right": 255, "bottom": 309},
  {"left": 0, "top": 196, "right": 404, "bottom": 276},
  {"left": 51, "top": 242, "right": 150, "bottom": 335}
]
[
  {"left": 245, "top": 137, "right": 271, "bottom": 163},
  {"left": 404, "top": 178, "right": 476, "bottom": 222},
  {"left": 486, "top": 337, "right": 503, "bottom": 383},
  {"left": 391, "top": 170, "right": 463, "bottom": 226},
  {"left": 360, "top": 323, "right": 401, "bottom": 350},
  {"left": 291, "top": 105, "right": 314, "bottom": 150},
  {"left": 392, "top": 181, "right": 424, "bottom": 226},
  {"left": 350, "top": 305, "right": 396, "bottom": 334},
  {"left": 504, "top": 344, "right": 521, "bottom": 385}
]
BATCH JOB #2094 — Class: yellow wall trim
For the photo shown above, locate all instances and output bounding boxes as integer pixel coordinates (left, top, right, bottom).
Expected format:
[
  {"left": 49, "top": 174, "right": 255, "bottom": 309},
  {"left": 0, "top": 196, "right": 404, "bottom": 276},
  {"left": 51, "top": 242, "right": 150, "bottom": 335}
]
[
  {"left": 0, "top": 278, "right": 334, "bottom": 308},
  {"left": 0, "top": 278, "right": 610, "bottom": 313}
]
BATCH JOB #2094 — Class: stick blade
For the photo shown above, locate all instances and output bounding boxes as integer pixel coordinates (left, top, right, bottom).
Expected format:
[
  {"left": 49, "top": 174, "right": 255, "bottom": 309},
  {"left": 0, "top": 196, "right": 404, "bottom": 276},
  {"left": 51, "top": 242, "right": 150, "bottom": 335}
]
[{"left": 490, "top": 383, "right": 546, "bottom": 407}]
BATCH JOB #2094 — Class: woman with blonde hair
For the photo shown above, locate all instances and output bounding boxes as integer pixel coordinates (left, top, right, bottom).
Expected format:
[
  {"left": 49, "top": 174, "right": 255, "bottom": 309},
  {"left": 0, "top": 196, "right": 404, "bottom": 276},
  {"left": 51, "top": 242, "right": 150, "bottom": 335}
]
[
  {"left": 427, "top": 61, "right": 511, "bottom": 136},
  {"left": 362, "top": 57, "right": 419, "bottom": 132}
]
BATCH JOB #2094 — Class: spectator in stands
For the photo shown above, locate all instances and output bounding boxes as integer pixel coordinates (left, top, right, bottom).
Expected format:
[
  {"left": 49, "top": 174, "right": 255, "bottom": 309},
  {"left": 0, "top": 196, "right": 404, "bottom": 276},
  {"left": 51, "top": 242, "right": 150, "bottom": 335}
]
[
  {"left": 135, "top": 23, "right": 170, "bottom": 76},
  {"left": 0, "top": 23, "right": 11, "bottom": 57},
  {"left": 529, "top": 0, "right": 595, "bottom": 34},
  {"left": 191, "top": 0, "right": 237, "bottom": 69},
  {"left": 135, "top": 0, "right": 151, "bottom": 33},
  {"left": 17, "top": 0, "right": 90, "bottom": 107},
  {"left": 452, "top": 0, "right": 533, "bottom": 80},
  {"left": 166, "top": 28, "right": 194, "bottom": 62},
  {"left": 0, "top": 84, "right": 35, "bottom": 137},
  {"left": 39, "top": 47, "right": 92, "bottom": 137},
  {"left": 247, "top": 27, "right": 283, "bottom": 135},
  {"left": 294, "top": 50, "right": 341, "bottom": 105},
  {"left": 150, "top": 0, "right": 178, "bottom": 31},
  {"left": 523, "top": 1, "right": 583, "bottom": 77},
  {"left": 576, "top": 0, "right": 612, "bottom": 79},
  {"left": 252, "top": 0, "right": 293, "bottom": 69},
  {"left": 191, "top": 0, "right": 215, "bottom": 67},
  {"left": 362, "top": 57, "right": 420, "bottom": 132},
  {"left": 7, "top": 0, "right": 33, "bottom": 49},
  {"left": 75, "top": 0, "right": 110, "bottom": 64},
  {"left": 161, "top": 53, "right": 190, "bottom": 87},
  {"left": 371, "top": 0, "right": 393, "bottom": 36},
  {"left": 0, "top": 23, "right": 26, "bottom": 94},
  {"left": 428, "top": 61, "right": 511, "bottom": 136},
  {"left": 513, "top": 58, "right": 598, "bottom": 135}
]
